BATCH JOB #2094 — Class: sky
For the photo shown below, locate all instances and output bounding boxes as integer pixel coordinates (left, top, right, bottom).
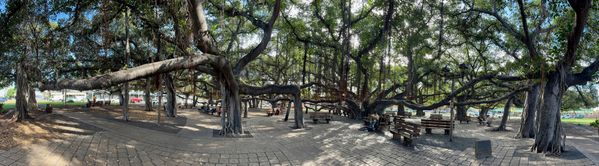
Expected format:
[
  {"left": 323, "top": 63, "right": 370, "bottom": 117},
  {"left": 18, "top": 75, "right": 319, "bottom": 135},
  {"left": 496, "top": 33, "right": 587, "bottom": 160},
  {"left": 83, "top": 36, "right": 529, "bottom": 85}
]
[{"left": 0, "top": 0, "right": 6, "bottom": 12}]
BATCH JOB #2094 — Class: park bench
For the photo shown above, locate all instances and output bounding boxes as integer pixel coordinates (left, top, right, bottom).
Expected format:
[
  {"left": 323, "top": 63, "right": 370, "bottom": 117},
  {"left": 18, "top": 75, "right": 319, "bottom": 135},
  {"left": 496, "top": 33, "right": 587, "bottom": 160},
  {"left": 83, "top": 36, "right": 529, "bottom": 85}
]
[
  {"left": 429, "top": 114, "right": 443, "bottom": 120},
  {"left": 309, "top": 112, "right": 332, "bottom": 124},
  {"left": 377, "top": 114, "right": 392, "bottom": 131},
  {"left": 421, "top": 119, "right": 453, "bottom": 135},
  {"left": 390, "top": 118, "right": 421, "bottom": 146}
]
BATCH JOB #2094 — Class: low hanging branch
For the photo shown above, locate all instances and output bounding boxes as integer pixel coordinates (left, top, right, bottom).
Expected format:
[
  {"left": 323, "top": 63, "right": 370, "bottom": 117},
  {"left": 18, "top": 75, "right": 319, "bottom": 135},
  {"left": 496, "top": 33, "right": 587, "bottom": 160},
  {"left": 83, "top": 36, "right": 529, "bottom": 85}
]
[
  {"left": 239, "top": 84, "right": 300, "bottom": 96},
  {"left": 39, "top": 54, "right": 223, "bottom": 91}
]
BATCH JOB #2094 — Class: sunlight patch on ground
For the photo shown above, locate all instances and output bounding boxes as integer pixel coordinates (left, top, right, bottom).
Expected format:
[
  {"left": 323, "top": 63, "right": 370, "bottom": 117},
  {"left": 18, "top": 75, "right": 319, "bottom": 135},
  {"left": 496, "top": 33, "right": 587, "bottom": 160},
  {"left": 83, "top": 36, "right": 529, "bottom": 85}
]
[
  {"left": 179, "top": 126, "right": 200, "bottom": 131},
  {"left": 26, "top": 144, "right": 69, "bottom": 166},
  {"left": 280, "top": 131, "right": 308, "bottom": 139},
  {"left": 194, "top": 123, "right": 219, "bottom": 129}
]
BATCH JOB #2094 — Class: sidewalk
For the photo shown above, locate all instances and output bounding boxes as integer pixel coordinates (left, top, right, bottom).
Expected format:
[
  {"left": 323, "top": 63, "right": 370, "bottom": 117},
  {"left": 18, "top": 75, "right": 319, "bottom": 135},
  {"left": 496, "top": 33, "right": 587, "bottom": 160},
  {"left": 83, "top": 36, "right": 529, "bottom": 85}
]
[{"left": 569, "top": 134, "right": 599, "bottom": 164}]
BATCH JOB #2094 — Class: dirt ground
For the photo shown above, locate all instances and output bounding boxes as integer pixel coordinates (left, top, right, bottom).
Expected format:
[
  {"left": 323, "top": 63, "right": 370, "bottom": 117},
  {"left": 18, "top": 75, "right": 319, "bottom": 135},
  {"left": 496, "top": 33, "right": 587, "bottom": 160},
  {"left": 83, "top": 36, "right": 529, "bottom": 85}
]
[{"left": 0, "top": 111, "right": 101, "bottom": 150}]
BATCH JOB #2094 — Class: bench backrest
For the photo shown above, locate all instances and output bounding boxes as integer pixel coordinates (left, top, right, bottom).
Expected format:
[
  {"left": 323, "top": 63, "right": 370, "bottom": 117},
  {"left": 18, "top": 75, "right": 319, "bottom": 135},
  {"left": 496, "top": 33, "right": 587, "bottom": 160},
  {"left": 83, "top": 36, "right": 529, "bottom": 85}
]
[
  {"left": 395, "top": 119, "right": 421, "bottom": 136},
  {"left": 421, "top": 119, "right": 452, "bottom": 128}
]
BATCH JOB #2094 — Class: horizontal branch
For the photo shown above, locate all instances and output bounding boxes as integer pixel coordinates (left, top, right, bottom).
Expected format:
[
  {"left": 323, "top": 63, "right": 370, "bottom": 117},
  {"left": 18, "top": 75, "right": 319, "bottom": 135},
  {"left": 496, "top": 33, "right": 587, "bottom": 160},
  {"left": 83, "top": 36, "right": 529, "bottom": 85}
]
[
  {"left": 239, "top": 84, "right": 300, "bottom": 96},
  {"left": 40, "top": 54, "right": 222, "bottom": 91}
]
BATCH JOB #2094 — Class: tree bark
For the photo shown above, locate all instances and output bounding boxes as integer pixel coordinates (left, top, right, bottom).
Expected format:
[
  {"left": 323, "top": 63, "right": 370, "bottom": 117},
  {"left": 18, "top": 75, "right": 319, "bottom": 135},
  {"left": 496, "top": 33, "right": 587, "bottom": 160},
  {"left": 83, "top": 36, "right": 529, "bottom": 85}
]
[
  {"left": 184, "top": 94, "right": 189, "bottom": 108},
  {"left": 397, "top": 104, "right": 405, "bottom": 116},
  {"left": 531, "top": 0, "right": 591, "bottom": 155},
  {"left": 284, "top": 100, "right": 291, "bottom": 121},
  {"left": 478, "top": 107, "right": 490, "bottom": 121},
  {"left": 532, "top": 72, "right": 566, "bottom": 154},
  {"left": 123, "top": 7, "right": 130, "bottom": 122},
  {"left": 495, "top": 97, "right": 513, "bottom": 131},
  {"left": 517, "top": 83, "right": 539, "bottom": 138},
  {"left": 456, "top": 96, "right": 468, "bottom": 120},
  {"left": 122, "top": 83, "right": 129, "bottom": 121},
  {"left": 15, "top": 63, "right": 30, "bottom": 122},
  {"left": 293, "top": 93, "right": 305, "bottom": 128},
  {"left": 416, "top": 109, "right": 425, "bottom": 117},
  {"left": 144, "top": 78, "right": 153, "bottom": 111},
  {"left": 192, "top": 95, "right": 198, "bottom": 107},
  {"left": 39, "top": 55, "right": 220, "bottom": 91},
  {"left": 118, "top": 91, "right": 124, "bottom": 106},
  {"left": 164, "top": 74, "right": 176, "bottom": 117},
  {"left": 243, "top": 100, "right": 248, "bottom": 118}
]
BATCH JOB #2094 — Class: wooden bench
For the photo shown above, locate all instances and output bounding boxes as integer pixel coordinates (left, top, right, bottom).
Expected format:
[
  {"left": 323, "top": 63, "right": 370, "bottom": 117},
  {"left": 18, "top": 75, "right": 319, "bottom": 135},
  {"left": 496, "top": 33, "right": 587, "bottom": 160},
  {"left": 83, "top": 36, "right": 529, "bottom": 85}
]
[
  {"left": 429, "top": 114, "right": 443, "bottom": 120},
  {"left": 390, "top": 119, "right": 421, "bottom": 146},
  {"left": 421, "top": 119, "right": 453, "bottom": 135},
  {"left": 377, "top": 115, "right": 392, "bottom": 131},
  {"left": 309, "top": 112, "right": 332, "bottom": 124}
]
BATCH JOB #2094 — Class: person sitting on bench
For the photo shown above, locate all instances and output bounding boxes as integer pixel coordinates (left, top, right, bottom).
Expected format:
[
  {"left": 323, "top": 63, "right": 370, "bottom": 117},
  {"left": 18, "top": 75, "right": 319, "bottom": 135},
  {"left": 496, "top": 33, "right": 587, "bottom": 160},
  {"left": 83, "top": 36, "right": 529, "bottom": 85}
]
[
  {"left": 367, "top": 113, "right": 380, "bottom": 132},
  {"left": 210, "top": 107, "right": 217, "bottom": 115},
  {"left": 45, "top": 104, "right": 53, "bottom": 113}
]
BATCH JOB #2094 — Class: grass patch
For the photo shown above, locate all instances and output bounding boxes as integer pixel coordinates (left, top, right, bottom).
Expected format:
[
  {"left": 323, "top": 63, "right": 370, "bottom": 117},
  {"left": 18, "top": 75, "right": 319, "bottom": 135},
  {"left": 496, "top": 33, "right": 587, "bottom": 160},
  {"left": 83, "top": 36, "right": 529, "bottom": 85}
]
[
  {"left": 1, "top": 101, "right": 86, "bottom": 112},
  {"left": 562, "top": 118, "right": 598, "bottom": 125}
]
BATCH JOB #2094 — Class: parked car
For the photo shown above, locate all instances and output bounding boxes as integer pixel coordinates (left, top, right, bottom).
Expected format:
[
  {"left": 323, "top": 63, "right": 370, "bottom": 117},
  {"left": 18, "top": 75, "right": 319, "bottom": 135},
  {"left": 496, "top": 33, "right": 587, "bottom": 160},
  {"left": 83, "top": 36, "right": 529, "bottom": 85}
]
[{"left": 130, "top": 97, "right": 142, "bottom": 103}]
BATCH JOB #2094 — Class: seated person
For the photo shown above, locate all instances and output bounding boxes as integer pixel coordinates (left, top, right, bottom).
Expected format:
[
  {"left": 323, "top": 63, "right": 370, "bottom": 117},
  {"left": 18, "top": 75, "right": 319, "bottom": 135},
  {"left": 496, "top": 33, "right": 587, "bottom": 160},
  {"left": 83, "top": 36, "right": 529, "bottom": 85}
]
[
  {"left": 274, "top": 107, "right": 281, "bottom": 115},
  {"left": 210, "top": 108, "right": 217, "bottom": 115},
  {"left": 44, "top": 104, "right": 53, "bottom": 113},
  {"left": 216, "top": 106, "right": 222, "bottom": 116},
  {"left": 266, "top": 109, "right": 273, "bottom": 116},
  {"left": 367, "top": 113, "right": 380, "bottom": 132}
]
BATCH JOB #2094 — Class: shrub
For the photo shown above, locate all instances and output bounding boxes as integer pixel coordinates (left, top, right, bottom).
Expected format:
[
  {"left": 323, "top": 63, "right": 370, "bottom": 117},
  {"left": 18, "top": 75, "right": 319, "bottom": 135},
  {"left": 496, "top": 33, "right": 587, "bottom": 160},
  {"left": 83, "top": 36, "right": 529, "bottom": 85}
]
[{"left": 591, "top": 120, "right": 599, "bottom": 128}]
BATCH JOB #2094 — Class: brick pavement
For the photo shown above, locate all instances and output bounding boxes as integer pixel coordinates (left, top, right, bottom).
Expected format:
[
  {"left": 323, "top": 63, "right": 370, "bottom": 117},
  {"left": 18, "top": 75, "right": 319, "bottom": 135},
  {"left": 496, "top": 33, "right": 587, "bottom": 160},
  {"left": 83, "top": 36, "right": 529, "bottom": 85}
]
[{"left": 1, "top": 109, "right": 595, "bottom": 166}]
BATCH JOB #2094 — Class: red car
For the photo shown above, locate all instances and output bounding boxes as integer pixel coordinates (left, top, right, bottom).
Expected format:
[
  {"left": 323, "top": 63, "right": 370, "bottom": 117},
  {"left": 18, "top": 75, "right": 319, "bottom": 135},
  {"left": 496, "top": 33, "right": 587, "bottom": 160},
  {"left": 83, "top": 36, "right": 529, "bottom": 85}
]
[{"left": 130, "top": 97, "right": 142, "bottom": 103}]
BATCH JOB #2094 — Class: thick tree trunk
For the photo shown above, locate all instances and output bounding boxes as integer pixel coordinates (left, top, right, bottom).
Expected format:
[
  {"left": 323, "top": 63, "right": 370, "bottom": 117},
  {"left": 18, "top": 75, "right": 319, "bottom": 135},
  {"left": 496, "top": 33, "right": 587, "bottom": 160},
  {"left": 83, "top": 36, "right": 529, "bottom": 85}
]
[
  {"left": 27, "top": 85, "right": 37, "bottom": 111},
  {"left": 243, "top": 100, "right": 248, "bottom": 118},
  {"left": 184, "top": 94, "right": 189, "bottom": 108},
  {"left": 122, "top": 83, "right": 129, "bottom": 121},
  {"left": 496, "top": 97, "right": 513, "bottom": 131},
  {"left": 456, "top": 96, "right": 468, "bottom": 120},
  {"left": 219, "top": 83, "right": 244, "bottom": 135},
  {"left": 284, "top": 100, "right": 291, "bottom": 121},
  {"left": 397, "top": 104, "right": 405, "bottom": 116},
  {"left": 192, "top": 95, "right": 198, "bottom": 107},
  {"left": 119, "top": 91, "right": 124, "bottom": 106},
  {"left": 517, "top": 83, "right": 539, "bottom": 138},
  {"left": 293, "top": 94, "right": 305, "bottom": 128},
  {"left": 416, "top": 109, "right": 425, "bottom": 117},
  {"left": 478, "top": 107, "right": 490, "bottom": 121},
  {"left": 532, "top": 72, "right": 566, "bottom": 154},
  {"left": 164, "top": 74, "right": 176, "bottom": 117},
  {"left": 144, "top": 79, "right": 153, "bottom": 111},
  {"left": 15, "top": 63, "right": 30, "bottom": 121}
]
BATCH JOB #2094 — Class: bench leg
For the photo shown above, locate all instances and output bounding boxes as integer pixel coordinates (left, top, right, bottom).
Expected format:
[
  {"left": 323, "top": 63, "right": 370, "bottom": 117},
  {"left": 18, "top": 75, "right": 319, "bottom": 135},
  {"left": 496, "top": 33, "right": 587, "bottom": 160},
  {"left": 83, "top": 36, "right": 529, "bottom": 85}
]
[
  {"left": 425, "top": 128, "right": 432, "bottom": 134},
  {"left": 392, "top": 133, "right": 401, "bottom": 140},
  {"left": 444, "top": 129, "right": 450, "bottom": 135}
]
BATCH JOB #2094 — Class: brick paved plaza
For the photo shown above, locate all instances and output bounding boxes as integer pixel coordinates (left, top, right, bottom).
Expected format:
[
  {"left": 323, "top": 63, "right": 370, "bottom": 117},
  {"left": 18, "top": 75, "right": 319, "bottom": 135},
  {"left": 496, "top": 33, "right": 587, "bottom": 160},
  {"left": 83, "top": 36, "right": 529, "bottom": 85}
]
[{"left": 0, "top": 109, "right": 596, "bottom": 166}]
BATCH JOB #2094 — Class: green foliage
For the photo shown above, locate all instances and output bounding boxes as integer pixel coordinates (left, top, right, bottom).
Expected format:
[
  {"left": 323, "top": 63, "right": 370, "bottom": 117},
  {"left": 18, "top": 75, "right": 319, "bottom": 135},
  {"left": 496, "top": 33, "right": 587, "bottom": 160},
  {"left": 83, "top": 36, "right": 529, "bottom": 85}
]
[
  {"left": 5, "top": 87, "right": 16, "bottom": 99},
  {"left": 591, "top": 120, "right": 599, "bottom": 128},
  {"left": 562, "top": 86, "right": 599, "bottom": 111}
]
